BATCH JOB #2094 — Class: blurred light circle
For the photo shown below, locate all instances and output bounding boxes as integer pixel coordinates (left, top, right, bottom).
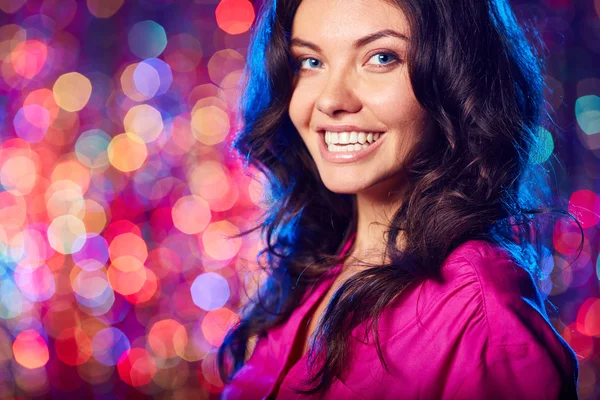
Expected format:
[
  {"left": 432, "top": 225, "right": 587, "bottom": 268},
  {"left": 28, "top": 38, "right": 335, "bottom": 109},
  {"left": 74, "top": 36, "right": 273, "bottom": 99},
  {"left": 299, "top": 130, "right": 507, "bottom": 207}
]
[
  {"left": 0, "top": 191, "right": 27, "bottom": 230},
  {"left": 201, "top": 350, "right": 224, "bottom": 388},
  {"left": 75, "top": 286, "right": 115, "bottom": 316},
  {"left": 132, "top": 61, "right": 160, "bottom": 98},
  {"left": 12, "top": 329, "right": 49, "bottom": 369},
  {"left": 45, "top": 185, "right": 85, "bottom": 219},
  {"left": 103, "top": 219, "right": 142, "bottom": 243},
  {"left": 75, "top": 129, "right": 111, "bottom": 169},
  {"left": 71, "top": 269, "right": 109, "bottom": 299},
  {"left": 553, "top": 218, "right": 583, "bottom": 256},
  {"left": 123, "top": 267, "right": 158, "bottom": 304},
  {"left": 51, "top": 159, "right": 91, "bottom": 194},
  {"left": 40, "top": 0, "right": 78, "bottom": 30},
  {"left": 117, "top": 347, "right": 157, "bottom": 387},
  {"left": 175, "top": 322, "right": 211, "bottom": 362},
  {"left": 124, "top": 104, "right": 164, "bottom": 143},
  {"left": 81, "top": 198, "right": 108, "bottom": 234},
  {"left": 147, "top": 247, "right": 181, "bottom": 280},
  {"left": 172, "top": 195, "right": 211, "bottom": 234},
  {"left": 86, "top": 0, "right": 124, "bottom": 18},
  {"left": 134, "top": 57, "right": 173, "bottom": 97},
  {"left": 0, "top": 278, "right": 26, "bottom": 319},
  {"left": 72, "top": 233, "right": 109, "bottom": 271},
  {"left": 576, "top": 297, "right": 600, "bottom": 336},
  {"left": 191, "top": 105, "right": 230, "bottom": 145},
  {"left": 24, "top": 88, "right": 60, "bottom": 126},
  {"left": 562, "top": 323, "right": 594, "bottom": 363},
  {"left": 201, "top": 307, "right": 239, "bottom": 347},
  {"left": 121, "top": 62, "right": 151, "bottom": 102},
  {"left": 109, "top": 232, "right": 148, "bottom": 266},
  {"left": 14, "top": 263, "right": 55, "bottom": 302},
  {"left": 152, "top": 361, "right": 190, "bottom": 390},
  {"left": 128, "top": 20, "right": 167, "bottom": 59},
  {"left": 148, "top": 319, "right": 188, "bottom": 359},
  {"left": 207, "top": 49, "right": 245, "bottom": 87},
  {"left": 45, "top": 107, "right": 81, "bottom": 147},
  {"left": 107, "top": 261, "right": 147, "bottom": 295},
  {"left": 13, "top": 105, "right": 50, "bottom": 143},
  {"left": 0, "top": 0, "right": 26, "bottom": 13},
  {"left": 47, "top": 215, "right": 87, "bottom": 254},
  {"left": 52, "top": 72, "right": 93, "bottom": 112},
  {"left": 9, "top": 227, "right": 50, "bottom": 268},
  {"left": 164, "top": 33, "right": 203, "bottom": 73},
  {"left": 248, "top": 172, "right": 268, "bottom": 208},
  {"left": 201, "top": 220, "right": 242, "bottom": 261},
  {"left": 10, "top": 40, "right": 47, "bottom": 79},
  {"left": 92, "top": 327, "right": 130, "bottom": 366},
  {"left": 107, "top": 133, "right": 148, "bottom": 172},
  {"left": 0, "top": 155, "right": 37, "bottom": 195},
  {"left": 191, "top": 272, "right": 230, "bottom": 311},
  {"left": 55, "top": 327, "right": 93, "bottom": 366},
  {"left": 529, "top": 127, "right": 554, "bottom": 165},
  {"left": 215, "top": 0, "right": 255, "bottom": 35},
  {"left": 575, "top": 95, "right": 600, "bottom": 135},
  {"left": 568, "top": 190, "right": 600, "bottom": 229}
]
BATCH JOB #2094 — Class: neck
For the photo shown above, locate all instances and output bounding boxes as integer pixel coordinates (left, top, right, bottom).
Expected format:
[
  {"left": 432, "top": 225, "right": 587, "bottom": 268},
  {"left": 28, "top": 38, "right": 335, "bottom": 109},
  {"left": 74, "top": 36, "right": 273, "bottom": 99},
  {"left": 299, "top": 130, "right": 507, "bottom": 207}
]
[{"left": 345, "top": 183, "right": 408, "bottom": 267}]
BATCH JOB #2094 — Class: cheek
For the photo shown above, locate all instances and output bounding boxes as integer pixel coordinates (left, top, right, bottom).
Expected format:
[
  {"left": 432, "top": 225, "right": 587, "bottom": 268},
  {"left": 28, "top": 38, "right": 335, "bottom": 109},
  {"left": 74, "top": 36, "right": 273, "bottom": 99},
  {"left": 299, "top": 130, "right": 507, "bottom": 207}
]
[{"left": 288, "top": 89, "right": 313, "bottom": 127}]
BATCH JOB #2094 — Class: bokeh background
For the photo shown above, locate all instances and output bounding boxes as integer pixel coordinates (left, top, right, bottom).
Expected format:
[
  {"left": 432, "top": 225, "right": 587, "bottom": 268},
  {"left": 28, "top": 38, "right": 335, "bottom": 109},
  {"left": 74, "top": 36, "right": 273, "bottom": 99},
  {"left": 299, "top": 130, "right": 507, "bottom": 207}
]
[{"left": 0, "top": 0, "right": 599, "bottom": 398}]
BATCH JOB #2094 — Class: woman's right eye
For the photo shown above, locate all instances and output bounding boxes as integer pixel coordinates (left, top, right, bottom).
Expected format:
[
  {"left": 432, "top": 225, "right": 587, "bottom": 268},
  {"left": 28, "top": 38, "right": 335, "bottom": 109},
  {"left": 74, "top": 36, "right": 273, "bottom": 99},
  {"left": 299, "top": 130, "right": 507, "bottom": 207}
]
[{"left": 295, "top": 57, "right": 321, "bottom": 71}]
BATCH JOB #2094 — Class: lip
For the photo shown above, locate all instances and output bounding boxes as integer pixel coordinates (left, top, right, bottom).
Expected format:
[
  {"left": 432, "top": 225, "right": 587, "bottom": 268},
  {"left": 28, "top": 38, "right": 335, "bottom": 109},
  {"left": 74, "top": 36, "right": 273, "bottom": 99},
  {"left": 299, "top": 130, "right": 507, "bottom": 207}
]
[
  {"left": 316, "top": 124, "right": 385, "bottom": 133},
  {"left": 318, "top": 131, "right": 387, "bottom": 163}
]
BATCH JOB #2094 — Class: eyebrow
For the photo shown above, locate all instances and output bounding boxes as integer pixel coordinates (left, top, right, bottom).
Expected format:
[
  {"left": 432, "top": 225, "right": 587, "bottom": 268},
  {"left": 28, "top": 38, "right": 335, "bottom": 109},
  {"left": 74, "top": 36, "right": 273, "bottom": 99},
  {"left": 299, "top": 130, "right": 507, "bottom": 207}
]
[{"left": 290, "top": 29, "right": 408, "bottom": 52}]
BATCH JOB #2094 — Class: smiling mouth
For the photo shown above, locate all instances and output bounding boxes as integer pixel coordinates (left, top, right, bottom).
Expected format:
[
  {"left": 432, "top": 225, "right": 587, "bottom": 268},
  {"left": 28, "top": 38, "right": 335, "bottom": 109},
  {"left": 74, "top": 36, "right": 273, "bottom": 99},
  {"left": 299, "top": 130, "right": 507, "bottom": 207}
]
[{"left": 322, "top": 131, "right": 384, "bottom": 152}]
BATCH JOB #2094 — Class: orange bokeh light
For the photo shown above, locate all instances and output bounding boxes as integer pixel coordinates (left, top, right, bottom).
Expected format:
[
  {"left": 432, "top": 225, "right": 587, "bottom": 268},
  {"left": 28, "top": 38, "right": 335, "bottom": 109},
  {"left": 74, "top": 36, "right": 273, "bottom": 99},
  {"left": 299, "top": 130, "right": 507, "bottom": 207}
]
[
  {"left": 201, "top": 307, "right": 239, "bottom": 347},
  {"left": 11, "top": 40, "right": 47, "bottom": 79},
  {"left": 109, "top": 233, "right": 148, "bottom": 266},
  {"left": 107, "top": 261, "right": 147, "bottom": 295},
  {"left": 13, "top": 329, "right": 50, "bottom": 369},
  {"left": 148, "top": 319, "right": 188, "bottom": 359}
]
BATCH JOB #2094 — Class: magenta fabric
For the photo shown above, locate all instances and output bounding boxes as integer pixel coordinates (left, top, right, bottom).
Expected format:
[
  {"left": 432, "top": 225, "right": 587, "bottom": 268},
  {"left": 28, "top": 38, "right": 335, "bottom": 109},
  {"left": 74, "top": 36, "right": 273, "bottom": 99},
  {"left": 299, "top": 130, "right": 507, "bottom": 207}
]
[{"left": 221, "top": 233, "right": 579, "bottom": 399}]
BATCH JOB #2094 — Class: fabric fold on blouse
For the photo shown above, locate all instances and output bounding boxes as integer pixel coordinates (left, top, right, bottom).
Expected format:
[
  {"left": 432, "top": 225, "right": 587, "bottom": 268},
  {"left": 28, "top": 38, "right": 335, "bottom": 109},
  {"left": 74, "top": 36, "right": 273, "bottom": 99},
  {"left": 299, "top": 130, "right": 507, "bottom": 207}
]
[{"left": 221, "top": 235, "right": 580, "bottom": 400}]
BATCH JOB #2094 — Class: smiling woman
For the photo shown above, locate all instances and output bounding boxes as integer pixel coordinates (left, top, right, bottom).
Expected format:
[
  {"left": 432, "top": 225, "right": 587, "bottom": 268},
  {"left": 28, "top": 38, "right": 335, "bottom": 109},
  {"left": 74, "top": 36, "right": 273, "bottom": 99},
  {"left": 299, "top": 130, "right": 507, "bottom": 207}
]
[{"left": 217, "top": 0, "right": 582, "bottom": 399}]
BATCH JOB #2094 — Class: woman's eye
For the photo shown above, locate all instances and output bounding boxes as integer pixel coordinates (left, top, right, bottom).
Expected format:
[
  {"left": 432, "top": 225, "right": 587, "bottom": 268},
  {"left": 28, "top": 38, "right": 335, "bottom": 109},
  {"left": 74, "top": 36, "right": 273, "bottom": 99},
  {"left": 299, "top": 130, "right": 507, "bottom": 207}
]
[
  {"left": 297, "top": 58, "right": 322, "bottom": 70},
  {"left": 368, "top": 52, "right": 400, "bottom": 68},
  {"left": 294, "top": 52, "right": 400, "bottom": 72}
]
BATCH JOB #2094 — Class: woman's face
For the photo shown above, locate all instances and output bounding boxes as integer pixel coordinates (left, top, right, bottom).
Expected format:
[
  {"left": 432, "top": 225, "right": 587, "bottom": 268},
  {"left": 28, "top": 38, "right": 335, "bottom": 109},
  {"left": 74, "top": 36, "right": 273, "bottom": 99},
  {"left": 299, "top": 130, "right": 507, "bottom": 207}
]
[{"left": 288, "top": 0, "right": 433, "bottom": 198}]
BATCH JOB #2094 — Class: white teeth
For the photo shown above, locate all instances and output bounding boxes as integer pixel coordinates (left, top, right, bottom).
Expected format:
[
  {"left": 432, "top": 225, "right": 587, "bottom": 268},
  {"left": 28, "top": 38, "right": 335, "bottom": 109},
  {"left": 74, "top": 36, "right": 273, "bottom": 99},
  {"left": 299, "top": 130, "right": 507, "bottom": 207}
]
[
  {"left": 324, "top": 131, "right": 382, "bottom": 146},
  {"left": 339, "top": 132, "right": 350, "bottom": 144}
]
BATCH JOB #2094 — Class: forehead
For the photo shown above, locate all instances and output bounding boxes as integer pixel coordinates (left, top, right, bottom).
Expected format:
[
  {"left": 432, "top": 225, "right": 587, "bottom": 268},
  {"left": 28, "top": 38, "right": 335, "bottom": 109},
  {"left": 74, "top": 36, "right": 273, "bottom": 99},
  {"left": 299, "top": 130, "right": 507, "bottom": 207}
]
[{"left": 291, "top": 0, "right": 409, "bottom": 41}]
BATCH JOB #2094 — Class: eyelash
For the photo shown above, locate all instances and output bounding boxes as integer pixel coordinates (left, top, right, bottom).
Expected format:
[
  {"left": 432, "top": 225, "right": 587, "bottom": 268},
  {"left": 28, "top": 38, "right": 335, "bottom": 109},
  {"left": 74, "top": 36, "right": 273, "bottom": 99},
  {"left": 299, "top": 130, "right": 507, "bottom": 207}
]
[{"left": 293, "top": 51, "right": 401, "bottom": 72}]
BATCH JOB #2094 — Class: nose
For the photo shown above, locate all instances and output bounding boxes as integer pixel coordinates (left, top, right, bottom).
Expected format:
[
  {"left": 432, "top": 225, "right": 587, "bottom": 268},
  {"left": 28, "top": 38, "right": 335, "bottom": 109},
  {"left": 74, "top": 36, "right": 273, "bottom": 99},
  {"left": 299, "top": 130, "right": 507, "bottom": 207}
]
[{"left": 315, "top": 69, "right": 362, "bottom": 117}]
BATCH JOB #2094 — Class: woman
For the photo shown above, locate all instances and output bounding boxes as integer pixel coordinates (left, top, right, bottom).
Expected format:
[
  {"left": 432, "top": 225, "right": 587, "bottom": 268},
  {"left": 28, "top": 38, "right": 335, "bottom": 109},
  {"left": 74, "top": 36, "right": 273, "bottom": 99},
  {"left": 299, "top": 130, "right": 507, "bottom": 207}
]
[{"left": 218, "top": 0, "right": 582, "bottom": 398}]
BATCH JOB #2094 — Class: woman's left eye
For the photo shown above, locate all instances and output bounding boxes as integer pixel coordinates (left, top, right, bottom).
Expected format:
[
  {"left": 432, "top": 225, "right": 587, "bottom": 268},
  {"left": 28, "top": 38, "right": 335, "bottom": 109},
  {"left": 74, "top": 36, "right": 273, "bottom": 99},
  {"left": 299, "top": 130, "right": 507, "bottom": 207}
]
[{"left": 367, "top": 52, "right": 400, "bottom": 68}]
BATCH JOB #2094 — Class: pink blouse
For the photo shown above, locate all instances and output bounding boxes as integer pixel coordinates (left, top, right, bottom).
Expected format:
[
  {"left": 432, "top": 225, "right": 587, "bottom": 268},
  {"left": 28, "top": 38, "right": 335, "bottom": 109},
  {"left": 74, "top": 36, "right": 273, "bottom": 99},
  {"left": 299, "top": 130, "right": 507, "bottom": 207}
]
[{"left": 221, "top": 233, "right": 580, "bottom": 399}]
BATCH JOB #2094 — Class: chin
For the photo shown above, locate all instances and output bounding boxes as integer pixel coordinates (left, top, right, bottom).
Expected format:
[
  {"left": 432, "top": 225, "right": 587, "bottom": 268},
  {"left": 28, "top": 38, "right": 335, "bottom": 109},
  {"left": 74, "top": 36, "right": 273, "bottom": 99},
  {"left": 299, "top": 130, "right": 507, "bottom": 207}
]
[{"left": 320, "top": 177, "right": 368, "bottom": 195}]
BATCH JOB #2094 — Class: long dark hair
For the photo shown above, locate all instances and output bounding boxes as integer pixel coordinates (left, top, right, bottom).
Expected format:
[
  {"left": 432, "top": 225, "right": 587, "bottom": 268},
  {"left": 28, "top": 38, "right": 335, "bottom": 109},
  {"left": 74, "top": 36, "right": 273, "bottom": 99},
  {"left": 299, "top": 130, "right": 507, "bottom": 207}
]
[{"left": 217, "top": 0, "right": 583, "bottom": 395}]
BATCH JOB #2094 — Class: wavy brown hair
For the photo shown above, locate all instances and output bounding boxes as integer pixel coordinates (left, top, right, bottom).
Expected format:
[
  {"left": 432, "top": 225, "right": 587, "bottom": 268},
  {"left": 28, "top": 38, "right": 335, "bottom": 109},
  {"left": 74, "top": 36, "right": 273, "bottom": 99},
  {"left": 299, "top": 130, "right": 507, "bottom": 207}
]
[{"left": 218, "top": 0, "right": 583, "bottom": 395}]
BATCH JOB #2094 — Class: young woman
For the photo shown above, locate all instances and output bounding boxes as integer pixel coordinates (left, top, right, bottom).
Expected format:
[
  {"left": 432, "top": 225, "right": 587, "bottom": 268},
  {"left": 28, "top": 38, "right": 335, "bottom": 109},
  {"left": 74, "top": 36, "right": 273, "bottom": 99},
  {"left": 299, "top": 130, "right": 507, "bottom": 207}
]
[{"left": 218, "top": 0, "right": 582, "bottom": 398}]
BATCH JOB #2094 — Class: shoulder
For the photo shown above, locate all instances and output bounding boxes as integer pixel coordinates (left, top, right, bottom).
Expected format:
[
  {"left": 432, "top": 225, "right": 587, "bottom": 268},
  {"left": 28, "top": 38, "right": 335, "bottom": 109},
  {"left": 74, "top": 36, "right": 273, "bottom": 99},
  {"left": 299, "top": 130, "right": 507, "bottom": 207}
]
[
  {"left": 429, "top": 239, "right": 551, "bottom": 345},
  {"left": 376, "top": 240, "right": 579, "bottom": 397}
]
